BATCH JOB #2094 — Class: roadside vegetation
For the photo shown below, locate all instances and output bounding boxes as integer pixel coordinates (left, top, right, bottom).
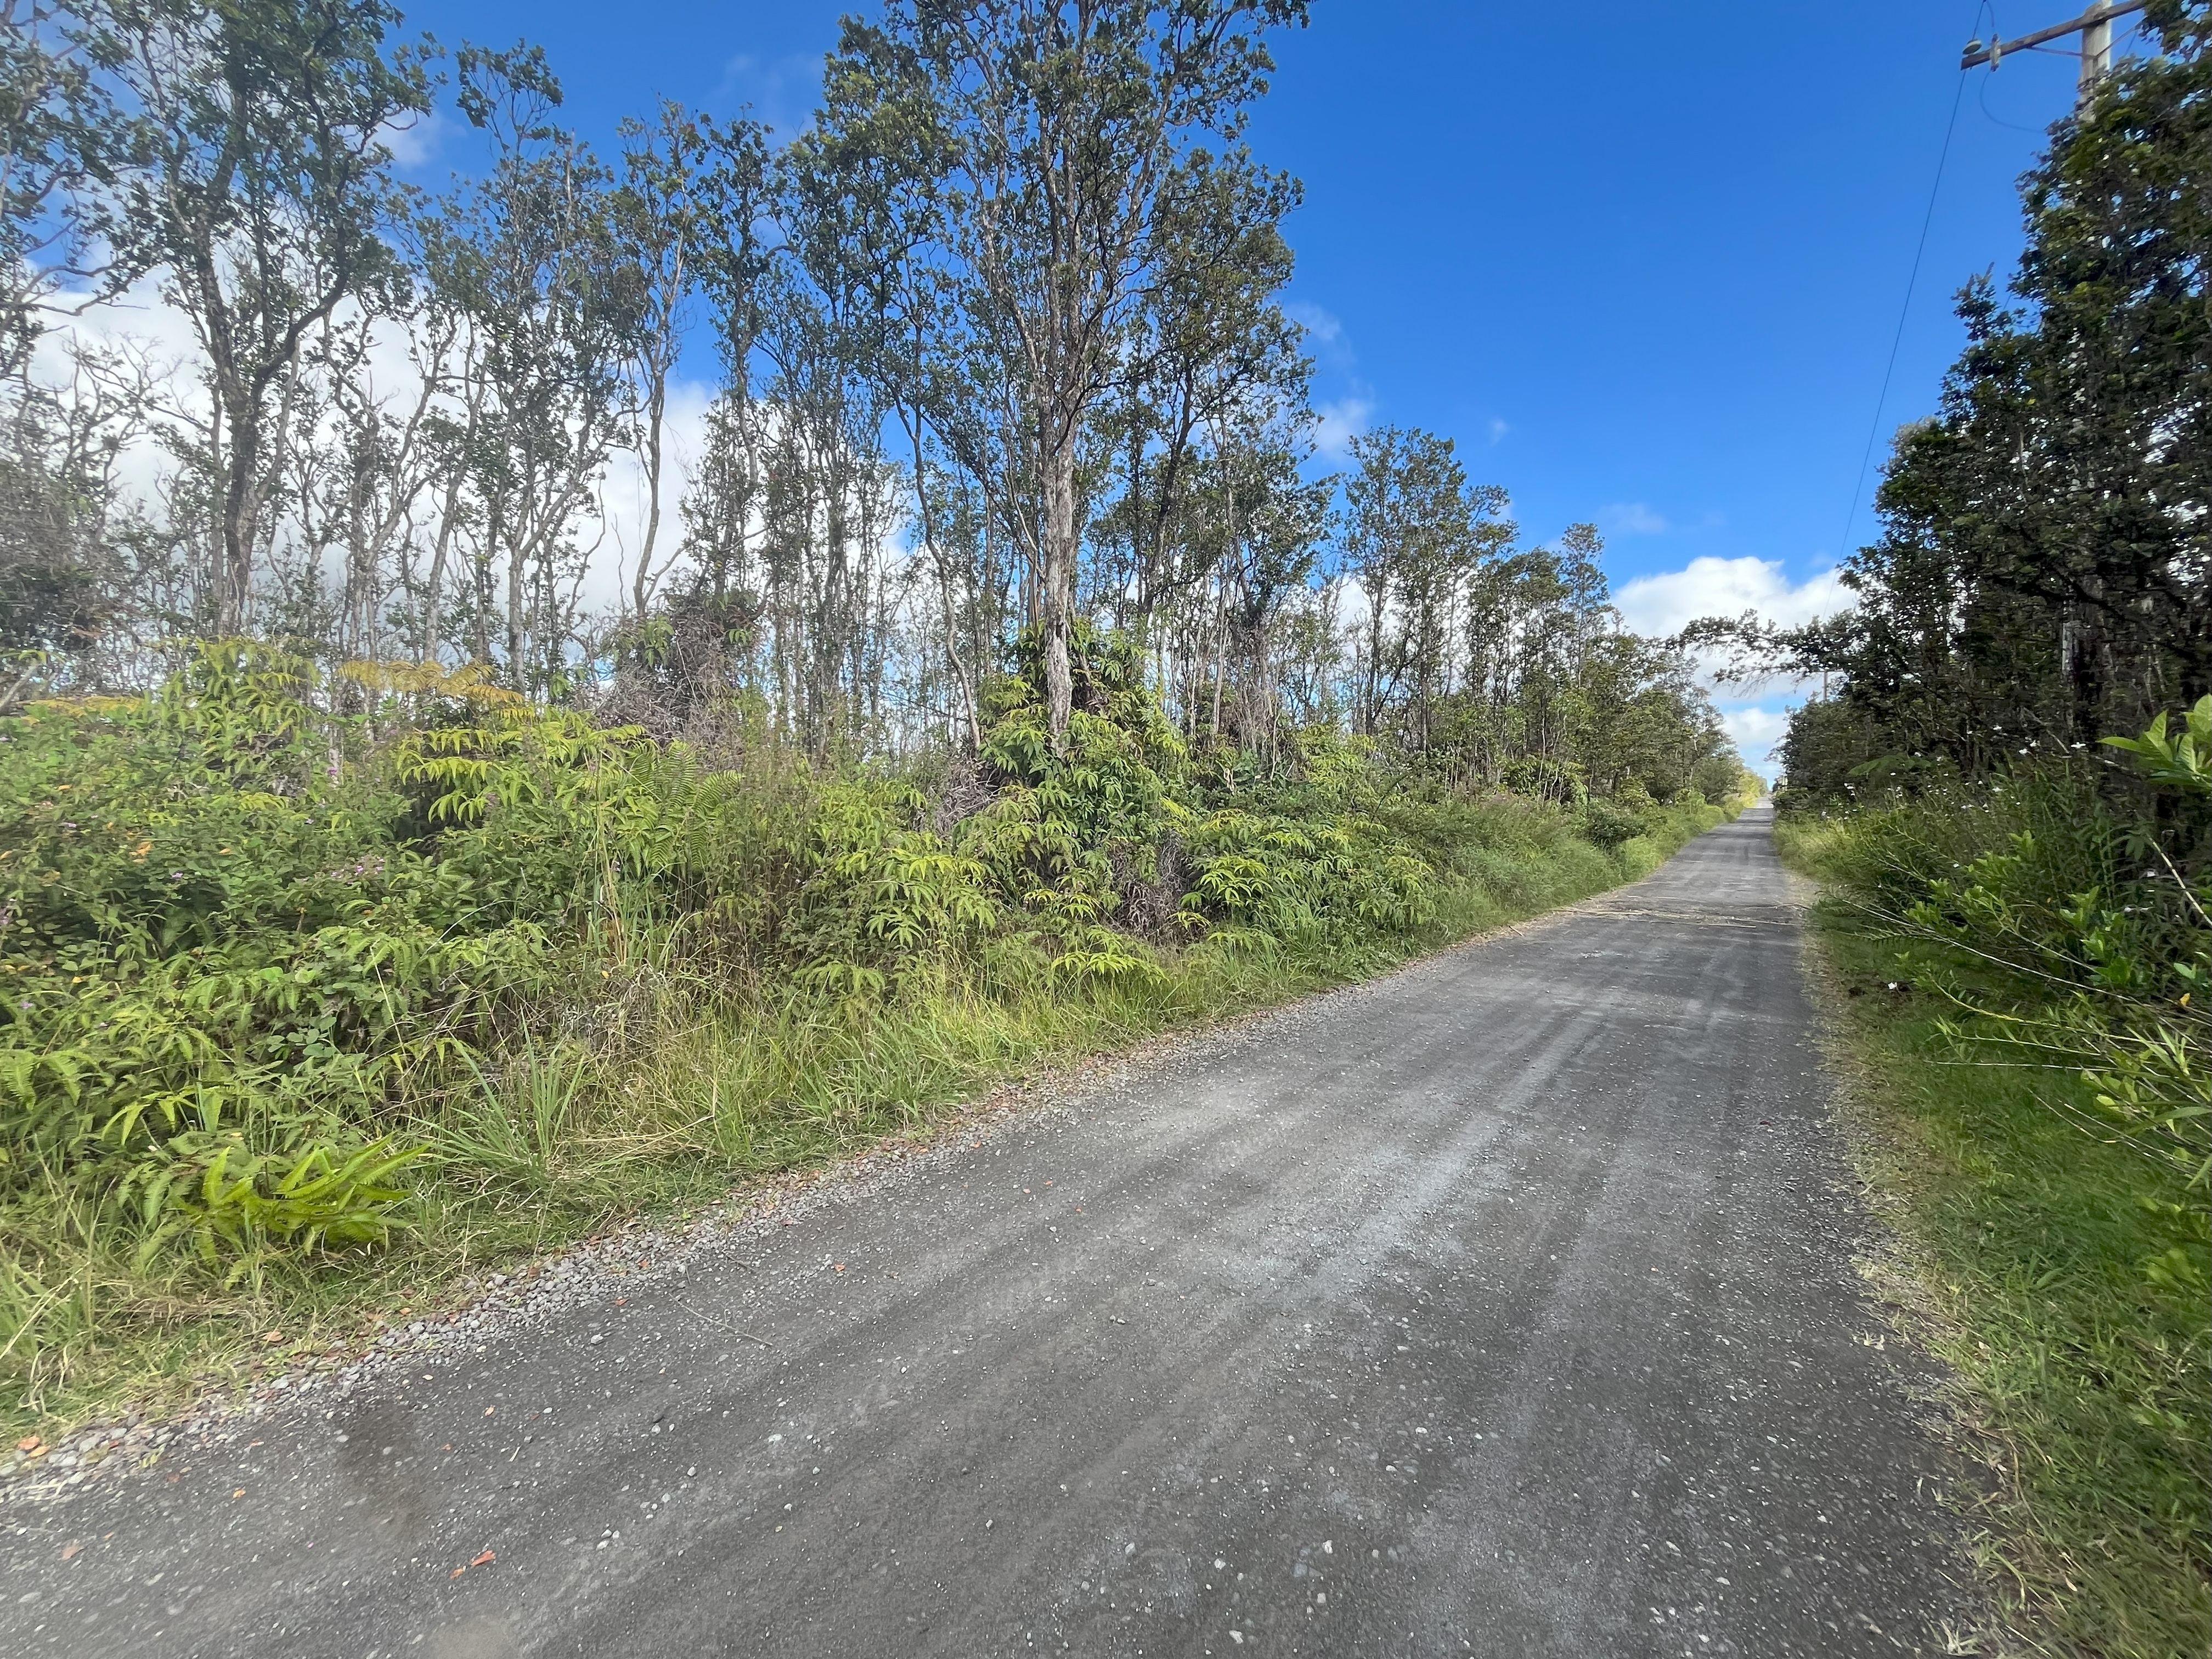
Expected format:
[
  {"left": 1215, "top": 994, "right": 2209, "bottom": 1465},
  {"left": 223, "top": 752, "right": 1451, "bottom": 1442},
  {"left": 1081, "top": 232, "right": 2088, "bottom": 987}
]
[
  {"left": 1732, "top": 10, "right": 2210, "bottom": 1651},
  {"left": 0, "top": 642, "right": 1743, "bottom": 1438},
  {"left": 0, "top": 1, "right": 1762, "bottom": 1440},
  {"left": 1778, "top": 736, "right": 2209, "bottom": 1658}
]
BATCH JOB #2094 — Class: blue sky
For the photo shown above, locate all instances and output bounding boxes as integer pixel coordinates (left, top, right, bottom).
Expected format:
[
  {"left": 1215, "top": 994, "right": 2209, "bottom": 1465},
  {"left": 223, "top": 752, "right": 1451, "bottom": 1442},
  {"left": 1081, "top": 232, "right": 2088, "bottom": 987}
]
[{"left": 391, "top": 0, "right": 2118, "bottom": 770}]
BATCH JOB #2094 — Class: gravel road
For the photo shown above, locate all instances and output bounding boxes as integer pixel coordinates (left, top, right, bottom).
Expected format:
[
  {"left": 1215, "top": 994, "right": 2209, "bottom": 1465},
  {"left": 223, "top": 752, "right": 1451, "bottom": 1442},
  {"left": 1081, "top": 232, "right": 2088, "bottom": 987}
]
[{"left": 0, "top": 808, "right": 1971, "bottom": 1657}]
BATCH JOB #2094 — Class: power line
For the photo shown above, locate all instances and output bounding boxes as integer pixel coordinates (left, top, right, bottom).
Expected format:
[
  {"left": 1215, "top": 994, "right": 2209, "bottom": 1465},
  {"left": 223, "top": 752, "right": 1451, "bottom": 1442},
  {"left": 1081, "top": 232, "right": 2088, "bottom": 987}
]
[
  {"left": 1843, "top": 4, "right": 2147, "bottom": 555},
  {"left": 1839, "top": 62, "right": 1968, "bottom": 556},
  {"left": 1960, "top": 1, "right": 2143, "bottom": 80}
]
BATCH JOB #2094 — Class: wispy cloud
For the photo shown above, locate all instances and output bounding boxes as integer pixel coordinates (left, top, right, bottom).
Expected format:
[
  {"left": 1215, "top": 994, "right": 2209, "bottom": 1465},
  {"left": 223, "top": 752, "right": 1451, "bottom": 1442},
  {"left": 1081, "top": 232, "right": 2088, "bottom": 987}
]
[
  {"left": 1284, "top": 300, "right": 1344, "bottom": 348},
  {"left": 1599, "top": 500, "right": 1668, "bottom": 536},
  {"left": 715, "top": 52, "right": 830, "bottom": 139},
  {"left": 378, "top": 107, "right": 444, "bottom": 170},
  {"left": 1485, "top": 417, "right": 1509, "bottom": 445},
  {"left": 1312, "top": 396, "right": 1374, "bottom": 459}
]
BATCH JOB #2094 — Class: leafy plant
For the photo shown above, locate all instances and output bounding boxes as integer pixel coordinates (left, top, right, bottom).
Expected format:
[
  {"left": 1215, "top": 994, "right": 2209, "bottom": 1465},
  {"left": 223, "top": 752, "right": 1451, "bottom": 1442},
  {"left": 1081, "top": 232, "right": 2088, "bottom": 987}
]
[
  {"left": 2102, "top": 695, "right": 2212, "bottom": 800},
  {"left": 1801, "top": 703, "right": 2212, "bottom": 1221}
]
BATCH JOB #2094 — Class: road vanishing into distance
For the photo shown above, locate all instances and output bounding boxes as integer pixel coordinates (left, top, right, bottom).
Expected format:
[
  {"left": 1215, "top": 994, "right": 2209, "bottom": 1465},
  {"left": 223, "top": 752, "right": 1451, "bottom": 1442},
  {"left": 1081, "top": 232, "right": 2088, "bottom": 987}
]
[{"left": 2, "top": 810, "right": 1971, "bottom": 1657}]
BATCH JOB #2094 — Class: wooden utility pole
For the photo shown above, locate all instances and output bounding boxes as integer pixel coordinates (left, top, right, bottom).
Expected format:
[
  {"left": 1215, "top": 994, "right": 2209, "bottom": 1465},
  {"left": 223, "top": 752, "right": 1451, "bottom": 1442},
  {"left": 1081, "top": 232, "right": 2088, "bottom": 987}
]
[{"left": 1961, "top": 2, "right": 2147, "bottom": 104}]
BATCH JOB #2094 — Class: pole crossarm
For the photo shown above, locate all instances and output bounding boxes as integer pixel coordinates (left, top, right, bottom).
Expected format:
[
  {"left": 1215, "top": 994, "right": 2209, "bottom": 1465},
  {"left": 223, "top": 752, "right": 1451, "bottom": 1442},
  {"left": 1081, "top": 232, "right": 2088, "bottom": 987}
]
[{"left": 1960, "top": 1, "right": 2145, "bottom": 69}]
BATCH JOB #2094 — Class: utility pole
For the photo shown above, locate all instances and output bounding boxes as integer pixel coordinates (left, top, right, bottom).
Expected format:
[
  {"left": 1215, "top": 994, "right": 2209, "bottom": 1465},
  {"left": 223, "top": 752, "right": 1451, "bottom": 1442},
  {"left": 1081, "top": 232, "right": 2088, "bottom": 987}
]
[{"left": 1961, "top": 1, "right": 2147, "bottom": 106}]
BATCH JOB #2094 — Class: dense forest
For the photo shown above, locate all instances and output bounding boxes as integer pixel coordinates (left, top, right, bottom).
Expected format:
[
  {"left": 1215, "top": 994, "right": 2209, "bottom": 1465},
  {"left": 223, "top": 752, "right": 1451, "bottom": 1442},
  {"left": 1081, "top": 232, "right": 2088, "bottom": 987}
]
[{"left": 0, "top": 0, "right": 1751, "bottom": 1417}]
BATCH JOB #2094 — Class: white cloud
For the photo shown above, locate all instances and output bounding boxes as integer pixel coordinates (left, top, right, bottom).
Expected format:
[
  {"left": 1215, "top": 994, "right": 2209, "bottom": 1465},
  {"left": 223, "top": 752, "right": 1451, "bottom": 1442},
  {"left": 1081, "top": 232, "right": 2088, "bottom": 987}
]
[
  {"left": 1613, "top": 555, "right": 1853, "bottom": 640},
  {"left": 378, "top": 107, "right": 444, "bottom": 170},
  {"left": 1284, "top": 300, "right": 1343, "bottom": 347},
  {"left": 1485, "top": 416, "right": 1509, "bottom": 445},
  {"left": 40, "top": 273, "right": 202, "bottom": 369},
  {"left": 1312, "top": 395, "right": 1373, "bottom": 459},
  {"left": 715, "top": 52, "right": 831, "bottom": 139},
  {"left": 1599, "top": 500, "right": 1668, "bottom": 537},
  {"left": 1720, "top": 702, "right": 1794, "bottom": 777}
]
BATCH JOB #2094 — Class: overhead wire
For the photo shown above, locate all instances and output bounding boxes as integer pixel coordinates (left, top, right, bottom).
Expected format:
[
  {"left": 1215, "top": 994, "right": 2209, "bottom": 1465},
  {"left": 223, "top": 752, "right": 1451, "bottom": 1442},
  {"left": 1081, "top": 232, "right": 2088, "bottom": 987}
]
[
  {"left": 1979, "top": 69, "right": 2051, "bottom": 133},
  {"left": 1838, "top": 9, "right": 1979, "bottom": 556}
]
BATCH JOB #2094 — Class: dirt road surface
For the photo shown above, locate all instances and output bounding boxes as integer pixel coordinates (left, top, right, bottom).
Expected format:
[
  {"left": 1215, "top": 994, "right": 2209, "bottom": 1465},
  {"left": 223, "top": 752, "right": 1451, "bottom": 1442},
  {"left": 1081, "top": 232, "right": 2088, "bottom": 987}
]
[{"left": 0, "top": 810, "right": 1970, "bottom": 1657}]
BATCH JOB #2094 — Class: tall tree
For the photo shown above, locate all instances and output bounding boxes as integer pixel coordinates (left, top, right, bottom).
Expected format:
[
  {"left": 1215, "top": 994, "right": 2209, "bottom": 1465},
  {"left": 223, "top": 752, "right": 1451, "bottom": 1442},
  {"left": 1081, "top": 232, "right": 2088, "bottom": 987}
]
[
  {"left": 785, "top": 50, "right": 985, "bottom": 747},
  {"left": 436, "top": 44, "right": 637, "bottom": 693},
  {"left": 1699, "top": 7, "right": 2208, "bottom": 799},
  {"left": 814, "top": 0, "right": 1307, "bottom": 752},
  {"left": 1099, "top": 143, "right": 1304, "bottom": 636},
  {"left": 612, "top": 100, "right": 717, "bottom": 621},
  {"left": 84, "top": 0, "right": 432, "bottom": 634}
]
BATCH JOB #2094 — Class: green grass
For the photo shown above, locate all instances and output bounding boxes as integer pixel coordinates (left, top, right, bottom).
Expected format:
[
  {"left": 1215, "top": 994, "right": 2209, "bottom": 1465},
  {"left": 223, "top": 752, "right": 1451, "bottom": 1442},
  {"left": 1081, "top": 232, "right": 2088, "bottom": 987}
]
[
  {"left": 1780, "top": 821, "right": 2211, "bottom": 1659},
  {"left": 1, "top": 798, "right": 1726, "bottom": 1448}
]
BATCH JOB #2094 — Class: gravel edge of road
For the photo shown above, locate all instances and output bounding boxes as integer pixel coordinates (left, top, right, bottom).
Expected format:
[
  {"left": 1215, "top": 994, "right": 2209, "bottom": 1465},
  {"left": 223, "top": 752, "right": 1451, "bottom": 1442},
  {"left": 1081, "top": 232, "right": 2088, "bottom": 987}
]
[
  {"left": 1, "top": 868, "right": 1644, "bottom": 1513},
  {"left": 1786, "top": 906, "right": 2002, "bottom": 1656}
]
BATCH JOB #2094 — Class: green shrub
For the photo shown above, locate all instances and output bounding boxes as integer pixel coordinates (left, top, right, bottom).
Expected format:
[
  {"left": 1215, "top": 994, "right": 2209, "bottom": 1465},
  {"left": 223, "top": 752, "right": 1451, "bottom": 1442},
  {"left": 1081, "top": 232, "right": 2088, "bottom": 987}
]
[
  {"left": 1786, "top": 702, "right": 2210, "bottom": 1211},
  {"left": 1784, "top": 707, "right": 2212, "bottom": 1656},
  {"left": 1, "top": 630, "right": 1725, "bottom": 1423},
  {"left": 1581, "top": 794, "right": 1651, "bottom": 849}
]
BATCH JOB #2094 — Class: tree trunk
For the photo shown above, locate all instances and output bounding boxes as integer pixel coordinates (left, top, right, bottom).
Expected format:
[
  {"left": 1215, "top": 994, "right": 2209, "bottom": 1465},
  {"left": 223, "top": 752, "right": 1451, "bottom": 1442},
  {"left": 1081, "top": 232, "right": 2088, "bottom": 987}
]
[
  {"left": 902, "top": 406, "right": 980, "bottom": 751},
  {"left": 216, "top": 396, "right": 257, "bottom": 636},
  {"left": 506, "top": 534, "right": 527, "bottom": 690},
  {"left": 633, "top": 374, "right": 665, "bottom": 619},
  {"left": 1361, "top": 576, "right": 1386, "bottom": 736},
  {"left": 1041, "top": 426, "right": 1078, "bottom": 752}
]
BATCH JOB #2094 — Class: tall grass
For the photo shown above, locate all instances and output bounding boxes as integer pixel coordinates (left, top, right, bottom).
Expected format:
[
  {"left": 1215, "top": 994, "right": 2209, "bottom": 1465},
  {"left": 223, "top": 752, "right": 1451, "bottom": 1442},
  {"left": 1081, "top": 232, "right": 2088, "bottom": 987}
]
[
  {"left": 0, "top": 638, "right": 1737, "bottom": 1435},
  {"left": 1799, "top": 917, "right": 2210, "bottom": 1659},
  {"left": 1778, "top": 737, "right": 2211, "bottom": 1658}
]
